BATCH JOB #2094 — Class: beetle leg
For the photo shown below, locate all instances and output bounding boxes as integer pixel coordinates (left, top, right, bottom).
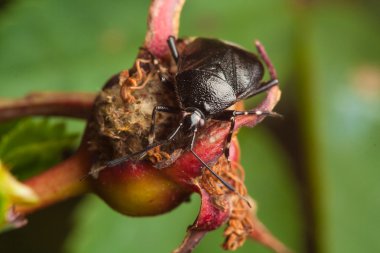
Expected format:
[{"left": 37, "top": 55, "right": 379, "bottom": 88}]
[
  {"left": 233, "top": 109, "right": 282, "bottom": 118},
  {"left": 167, "top": 36, "right": 179, "bottom": 64},
  {"left": 212, "top": 109, "right": 282, "bottom": 160},
  {"left": 98, "top": 121, "right": 184, "bottom": 171},
  {"left": 188, "top": 127, "right": 236, "bottom": 193},
  {"left": 149, "top": 105, "right": 181, "bottom": 144},
  {"left": 242, "top": 78, "right": 279, "bottom": 100},
  {"left": 190, "top": 149, "right": 237, "bottom": 192},
  {"left": 88, "top": 143, "right": 161, "bottom": 177},
  {"left": 210, "top": 111, "right": 237, "bottom": 161},
  {"left": 224, "top": 116, "right": 236, "bottom": 161},
  {"left": 249, "top": 78, "right": 279, "bottom": 97},
  {"left": 190, "top": 144, "right": 250, "bottom": 206},
  {"left": 92, "top": 108, "right": 183, "bottom": 175}
]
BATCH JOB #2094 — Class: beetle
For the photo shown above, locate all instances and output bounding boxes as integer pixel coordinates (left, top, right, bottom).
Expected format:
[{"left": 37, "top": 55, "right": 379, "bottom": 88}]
[{"left": 104, "top": 36, "right": 279, "bottom": 194}]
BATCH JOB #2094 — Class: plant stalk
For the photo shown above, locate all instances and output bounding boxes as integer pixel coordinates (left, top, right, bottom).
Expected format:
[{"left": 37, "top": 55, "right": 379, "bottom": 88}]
[
  {"left": 14, "top": 146, "right": 92, "bottom": 215},
  {"left": 0, "top": 92, "right": 96, "bottom": 123}
]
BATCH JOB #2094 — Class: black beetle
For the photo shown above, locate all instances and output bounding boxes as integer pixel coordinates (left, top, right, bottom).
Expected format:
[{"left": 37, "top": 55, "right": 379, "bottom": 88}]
[{"left": 104, "top": 36, "right": 279, "bottom": 193}]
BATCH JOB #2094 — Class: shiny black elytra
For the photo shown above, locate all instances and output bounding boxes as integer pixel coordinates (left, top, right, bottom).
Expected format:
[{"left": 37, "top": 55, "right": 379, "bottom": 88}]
[{"left": 105, "top": 36, "right": 279, "bottom": 194}]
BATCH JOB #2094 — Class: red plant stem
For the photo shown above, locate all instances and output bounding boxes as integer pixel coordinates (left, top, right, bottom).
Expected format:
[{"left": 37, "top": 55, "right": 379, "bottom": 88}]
[
  {"left": 0, "top": 92, "right": 96, "bottom": 123},
  {"left": 250, "top": 220, "right": 291, "bottom": 253},
  {"left": 256, "top": 40, "right": 278, "bottom": 80},
  {"left": 15, "top": 146, "right": 92, "bottom": 215},
  {"left": 172, "top": 230, "right": 207, "bottom": 253},
  {"left": 145, "top": 0, "right": 186, "bottom": 58}
]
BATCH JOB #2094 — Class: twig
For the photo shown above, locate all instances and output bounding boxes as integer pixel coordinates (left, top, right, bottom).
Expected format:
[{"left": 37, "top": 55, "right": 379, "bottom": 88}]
[
  {"left": 250, "top": 219, "right": 292, "bottom": 253},
  {"left": 0, "top": 92, "right": 96, "bottom": 123},
  {"left": 14, "top": 146, "right": 92, "bottom": 215},
  {"left": 145, "top": 0, "right": 186, "bottom": 58},
  {"left": 172, "top": 230, "right": 207, "bottom": 253},
  {"left": 256, "top": 40, "right": 278, "bottom": 79}
]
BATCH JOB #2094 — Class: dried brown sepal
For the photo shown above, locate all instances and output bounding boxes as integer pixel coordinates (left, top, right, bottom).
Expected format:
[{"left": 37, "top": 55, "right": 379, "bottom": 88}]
[
  {"left": 119, "top": 58, "right": 154, "bottom": 104},
  {"left": 222, "top": 161, "right": 253, "bottom": 251},
  {"left": 222, "top": 160, "right": 291, "bottom": 253},
  {"left": 196, "top": 142, "right": 258, "bottom": 251},
  {"left": 180, "top": 133, "right": 288, "bottom": 253},
  {"left": 191, "top": 159, "right": 232, "bottom": 231},
  {"left": 87, "top": 57, "right": 179, "bottom": 164},
  {"left": 172, "top": 156, "right": 234, "bottom": 253},
  {"left": 147, "top": 146, "right": 171, "bottom": 164}
]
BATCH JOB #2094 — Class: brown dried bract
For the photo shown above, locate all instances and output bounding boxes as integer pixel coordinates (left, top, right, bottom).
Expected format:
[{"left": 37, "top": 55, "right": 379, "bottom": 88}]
[
  {"left": 147, "top": 146, "right": 171, "bottom": 164},
  {"left": 119, "top": 59, "right": 154, "bottom": 104},
  {"left": 223, "top": 161, "right": 254, "bottom": 250},
  {"left": 87, "top": 52, "right": 179, "bottom": 164},
  {"left": 198, "top": 149, "right": 254, "bottom": 251}
]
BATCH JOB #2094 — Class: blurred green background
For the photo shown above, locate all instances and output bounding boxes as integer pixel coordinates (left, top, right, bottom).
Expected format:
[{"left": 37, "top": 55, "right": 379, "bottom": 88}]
[{"left": 0, "top": 0, "right": 380, "bottom": 252}]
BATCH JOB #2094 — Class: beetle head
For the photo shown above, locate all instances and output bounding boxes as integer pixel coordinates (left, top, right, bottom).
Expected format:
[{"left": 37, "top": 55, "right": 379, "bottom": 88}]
[{"left": 182, "top": 107, "right": 205, "bottom": 133}]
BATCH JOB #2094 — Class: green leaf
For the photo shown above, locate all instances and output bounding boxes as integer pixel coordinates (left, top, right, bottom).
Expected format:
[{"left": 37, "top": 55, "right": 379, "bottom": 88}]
[
  {"left": 0, "top": 118, "right": 78, "bottom": 230},
  {"left": 0, "top": 119, "right": 78, "bottom": 180}
]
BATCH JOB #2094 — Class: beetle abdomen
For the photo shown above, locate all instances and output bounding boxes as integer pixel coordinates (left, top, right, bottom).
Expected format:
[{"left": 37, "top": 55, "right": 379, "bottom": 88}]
[
  {"left": 176, "top": 38, "right": 265, "bottom": 113},
  {"left": 176, "top": 69, "right": 236, "bottom": 115}
]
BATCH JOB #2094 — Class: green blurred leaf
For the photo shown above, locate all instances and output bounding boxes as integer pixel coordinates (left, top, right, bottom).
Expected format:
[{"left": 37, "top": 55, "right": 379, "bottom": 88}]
[
  {"left": 0, "top": 0, "right": 150, "bottom": 97},
  {"left": 0, "top": 119, "right": 78, "bottom": 180},
  {"left": 65, "top": 195, "right": 200, "bottom": 253},
  {"left": 307, "top": 4, "right": 380, "bottom": 253}
]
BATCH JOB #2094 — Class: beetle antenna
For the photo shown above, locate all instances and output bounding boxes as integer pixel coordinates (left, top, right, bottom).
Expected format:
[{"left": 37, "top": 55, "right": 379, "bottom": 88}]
[
  {"left": 81, "top": 141, "right": 163, "bottom": 180},
  {"left": 84, "top": 122, "right": 184, "bottom": 179},
  {"left": 167, "top": 36, "right": 179, "bottom": 63},
  {"left": 190, "top": 150, "right": 251, "bottom": 207}
]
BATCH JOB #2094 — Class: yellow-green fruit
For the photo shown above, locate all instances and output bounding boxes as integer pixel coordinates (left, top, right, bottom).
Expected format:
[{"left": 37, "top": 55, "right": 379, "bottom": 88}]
[{"left": 92, "top": 162, "right": 189, "bottom": 216}]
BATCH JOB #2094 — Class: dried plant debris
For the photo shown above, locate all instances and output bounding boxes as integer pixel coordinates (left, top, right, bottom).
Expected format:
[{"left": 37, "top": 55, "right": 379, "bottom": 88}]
[
  {"left": 198, "top": 154, "right": 254, "bottom": 251},
  {"left": 87, "top": 39, "right": 193, "bottom": 167},
  {"left": 87, "top": 51, "right": 181, "bottom": 167}
]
